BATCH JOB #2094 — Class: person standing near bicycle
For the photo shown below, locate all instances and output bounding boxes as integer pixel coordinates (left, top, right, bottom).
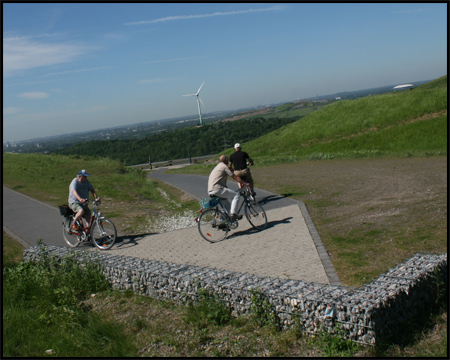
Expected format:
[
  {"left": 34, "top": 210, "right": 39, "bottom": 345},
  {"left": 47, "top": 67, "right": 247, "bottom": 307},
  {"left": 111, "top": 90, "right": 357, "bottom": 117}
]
[
  {"left": 68, "top": 169, "right": 99, "bottom": 231},
  {"left": 208, "top": 155, "right": 249, "bottom": 221},
  {"left": 228, "top": 143, "right": 256, "bottom": 197}
]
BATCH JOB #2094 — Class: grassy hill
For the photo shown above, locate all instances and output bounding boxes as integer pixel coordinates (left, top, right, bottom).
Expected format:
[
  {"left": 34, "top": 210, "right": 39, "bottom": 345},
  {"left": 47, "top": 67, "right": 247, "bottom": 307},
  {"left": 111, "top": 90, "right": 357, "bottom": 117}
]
[
  {"left": 3, "top": 76, "right": 447, "bottom": 357},
  {"left": 242, "top": 75, "right": 447, "bottom": 164},
  {"left": 48, "top": 76, "right": 447, "bottom": 166}
]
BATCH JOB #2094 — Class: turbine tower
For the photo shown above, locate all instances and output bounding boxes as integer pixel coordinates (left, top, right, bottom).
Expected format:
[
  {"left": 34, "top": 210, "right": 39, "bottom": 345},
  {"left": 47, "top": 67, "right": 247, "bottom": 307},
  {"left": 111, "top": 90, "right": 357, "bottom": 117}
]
[{"left": 183, "top": 82, "right": 205, "bottom": 126}]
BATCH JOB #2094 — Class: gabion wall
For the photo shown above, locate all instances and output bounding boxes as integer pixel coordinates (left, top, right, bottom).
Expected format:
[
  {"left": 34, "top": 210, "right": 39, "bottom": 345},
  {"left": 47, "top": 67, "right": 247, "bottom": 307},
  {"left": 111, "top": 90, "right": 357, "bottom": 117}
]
[{"left": 23, "top": 245, "right": 447, "bottom": 345}]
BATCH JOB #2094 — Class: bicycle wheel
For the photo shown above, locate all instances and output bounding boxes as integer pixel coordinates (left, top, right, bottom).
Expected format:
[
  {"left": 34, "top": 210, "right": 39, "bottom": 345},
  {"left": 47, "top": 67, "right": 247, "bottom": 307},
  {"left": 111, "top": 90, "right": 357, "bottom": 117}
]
[
  {"left": 245, "top": 201, "right": 268, "bottom": 230},
  {"left": 62, "top": 217, "right": 81, "bottom": 247},
  {"left": 91, "top": 218, "right": 117, "bottom": 250},
  {"left": 198, "top": 208, "right": 229, "bottom": 243}
]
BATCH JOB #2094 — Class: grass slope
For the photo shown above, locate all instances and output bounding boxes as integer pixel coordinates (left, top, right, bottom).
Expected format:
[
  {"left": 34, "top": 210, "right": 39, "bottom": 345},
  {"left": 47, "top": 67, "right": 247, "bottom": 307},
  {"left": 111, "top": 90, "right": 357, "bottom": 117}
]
[
  {"left": 2, "top": 154, "right": 199, "bottom": 234},
  {"left": 2, "top": 76, "right": 447, "bottom": 357},
  {"left": 242, "top": 75, "right": 447, "bottom": 163}
]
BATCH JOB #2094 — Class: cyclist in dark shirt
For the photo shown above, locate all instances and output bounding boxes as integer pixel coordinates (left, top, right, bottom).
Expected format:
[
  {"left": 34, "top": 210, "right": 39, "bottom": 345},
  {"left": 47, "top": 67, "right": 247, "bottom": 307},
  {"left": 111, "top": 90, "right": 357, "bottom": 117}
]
[{"left": 229, "top": 143, "right": 256, "bottom": 197}]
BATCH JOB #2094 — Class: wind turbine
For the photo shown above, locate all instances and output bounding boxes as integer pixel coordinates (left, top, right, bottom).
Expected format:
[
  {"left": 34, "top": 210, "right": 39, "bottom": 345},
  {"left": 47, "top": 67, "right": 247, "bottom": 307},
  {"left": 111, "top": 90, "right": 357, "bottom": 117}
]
[{"left": 183, "top": 82, "right": 205, "bottom": 126}]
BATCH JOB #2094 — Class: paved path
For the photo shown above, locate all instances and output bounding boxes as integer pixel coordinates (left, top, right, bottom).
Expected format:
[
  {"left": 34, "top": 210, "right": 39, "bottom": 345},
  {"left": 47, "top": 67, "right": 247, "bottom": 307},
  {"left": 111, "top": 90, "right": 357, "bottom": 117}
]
[{"left": 3, "top": 168, "right": 340, "bottom": 285}]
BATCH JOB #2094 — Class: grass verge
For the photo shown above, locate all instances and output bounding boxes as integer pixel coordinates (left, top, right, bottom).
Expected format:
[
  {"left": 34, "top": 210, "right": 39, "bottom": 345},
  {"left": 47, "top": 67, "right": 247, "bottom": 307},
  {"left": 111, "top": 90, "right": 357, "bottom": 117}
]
[{"left": 3, "top": 231, "right": 446, "bottom": 357}]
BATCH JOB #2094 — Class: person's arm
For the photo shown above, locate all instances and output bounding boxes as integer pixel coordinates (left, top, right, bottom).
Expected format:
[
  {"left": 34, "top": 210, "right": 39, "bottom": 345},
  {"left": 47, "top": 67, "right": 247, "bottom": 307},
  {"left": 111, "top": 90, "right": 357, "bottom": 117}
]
[
  {"left": 232, "top": 174, "right": 249, "bottom": 187},
  {"left": 71, "top": 189, "right": 86, "bottom": 203},
  {"left": 89, "top": 182, "right": 99, "bottom": 202},
  {"left": 228, "top": 157, "right": 234, "bottom": 171},
  {"left": 84, "top": 179, "right": 97, "bottom": 201},
  {"left": 91, "top": 189, "right": 98, "bottom": 200},
  {"left": 246, "top": 152, "right": 254, "bottom": 166}
]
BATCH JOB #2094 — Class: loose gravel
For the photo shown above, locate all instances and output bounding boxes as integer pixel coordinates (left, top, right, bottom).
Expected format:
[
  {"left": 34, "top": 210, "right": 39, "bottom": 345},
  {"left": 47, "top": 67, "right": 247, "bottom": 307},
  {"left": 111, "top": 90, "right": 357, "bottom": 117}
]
[{"left": 146, "top": 210, "right": 197, "bottom": 233}]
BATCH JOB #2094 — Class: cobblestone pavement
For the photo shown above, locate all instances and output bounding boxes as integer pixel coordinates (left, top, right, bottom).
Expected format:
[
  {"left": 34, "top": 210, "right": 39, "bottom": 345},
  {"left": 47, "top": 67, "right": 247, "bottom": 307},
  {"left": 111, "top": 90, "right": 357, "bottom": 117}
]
[
  {"left": 3, "top": 177, "right": 340, "bottom": 284},
  {"left": 88, "top": 204, "right": 333, "bottom": 284}
]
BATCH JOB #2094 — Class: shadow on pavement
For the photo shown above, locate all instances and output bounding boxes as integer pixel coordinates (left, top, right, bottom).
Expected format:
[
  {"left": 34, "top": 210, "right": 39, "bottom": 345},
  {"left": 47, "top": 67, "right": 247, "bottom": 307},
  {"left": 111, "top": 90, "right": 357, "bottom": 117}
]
[
  {"left": 258, "top": 195, "right": 289, "bottom": 205},
  {"left": 216, "top": 216, "right": 293, "bottom": 242},
  {"left": 114, "top": 233, "right": 155, "bottom": 248}
]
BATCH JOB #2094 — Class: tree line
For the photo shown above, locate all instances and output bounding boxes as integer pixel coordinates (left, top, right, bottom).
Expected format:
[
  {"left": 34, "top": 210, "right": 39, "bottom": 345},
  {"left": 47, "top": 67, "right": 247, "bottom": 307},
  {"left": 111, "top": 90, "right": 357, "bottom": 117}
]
[{"left": 54, "top": 117, "right": 299, "bottom": 165}]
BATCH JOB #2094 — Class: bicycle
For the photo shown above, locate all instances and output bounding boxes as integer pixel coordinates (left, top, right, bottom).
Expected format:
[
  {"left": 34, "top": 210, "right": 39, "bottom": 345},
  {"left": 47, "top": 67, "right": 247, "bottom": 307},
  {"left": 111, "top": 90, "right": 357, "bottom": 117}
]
[
  {"left": 196, "top": 185, "right": 268, "bottom": 243},
  {"left": 59, "top": 198, "right": 117, "bottom": 250}
]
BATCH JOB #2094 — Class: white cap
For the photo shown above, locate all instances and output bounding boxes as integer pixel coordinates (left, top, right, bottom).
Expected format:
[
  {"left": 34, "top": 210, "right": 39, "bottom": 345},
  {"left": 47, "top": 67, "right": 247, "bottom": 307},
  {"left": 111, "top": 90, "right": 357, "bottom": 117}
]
[
  {"left": 234, "top": 143, "right": 241, "bottom": 149},
  {"left": 77, "top": 169, "right": 90, "bottom": 176}
]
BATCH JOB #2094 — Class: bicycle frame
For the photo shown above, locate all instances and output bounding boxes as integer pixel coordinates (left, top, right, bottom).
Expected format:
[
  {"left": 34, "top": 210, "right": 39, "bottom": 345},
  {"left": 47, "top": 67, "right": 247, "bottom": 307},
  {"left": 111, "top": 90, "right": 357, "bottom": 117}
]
[
  {"left": 62, "top": 197, "right": 116, "bottom": 250},
  {"left": 206, "top": 185, "right": 253, "bottom": 219},
  {"left": 197, "top": 185, "right": 267, "bottom": 242},
  {"left": 68, "top": 200, "right": 102, "bottom": 237}
]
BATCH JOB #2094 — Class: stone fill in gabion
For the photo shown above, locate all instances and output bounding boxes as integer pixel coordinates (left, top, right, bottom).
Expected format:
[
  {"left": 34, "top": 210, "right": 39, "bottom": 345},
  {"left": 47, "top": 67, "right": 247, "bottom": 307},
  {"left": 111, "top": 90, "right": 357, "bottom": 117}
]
[{"left": 23, "top": 244, "right": 447, "bottom": 345}]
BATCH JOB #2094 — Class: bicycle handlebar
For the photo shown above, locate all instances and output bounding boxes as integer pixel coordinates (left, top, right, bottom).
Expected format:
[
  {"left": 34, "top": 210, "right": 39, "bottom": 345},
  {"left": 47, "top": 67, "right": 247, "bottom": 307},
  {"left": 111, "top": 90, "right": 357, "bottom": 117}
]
[
  {"left": 239, "top": 185, "right": 252, "bottom": 197},
  {"left": 83, "top": 197, "right": 101, "bottom": 206}
]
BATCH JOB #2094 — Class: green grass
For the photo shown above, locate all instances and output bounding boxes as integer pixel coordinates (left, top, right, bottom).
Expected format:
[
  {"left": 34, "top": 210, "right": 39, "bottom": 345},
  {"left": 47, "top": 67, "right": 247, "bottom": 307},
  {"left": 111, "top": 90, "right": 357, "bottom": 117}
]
[
  {"left": 2, "top": 153, "right": 200, "bottom": 234},
  {"left": 254, "top": 99, "right": 333, "bottom": 119},
  {"left": 2, "top": 75, "right": 447, "bottom": 357},
  {"left": 240, "top": 76, "right": 447, "bottom": 163},
  {"left": 3, "top": 240, "right": 138, "bottom": 357},
  {"left": 2, "top": 227, "right": 446, "bottom": 357},
  {"left": 2, "top": 231, "right": 24, "bottom": 269},
  {"left": 2, "top": 154, "right": 159, "bottom": 205},
  {"left": 1, "top": 235, "right": 363, "bottom": 357},
  {"left": 167, "top": 76, "right": 447, "bottom": 168}
]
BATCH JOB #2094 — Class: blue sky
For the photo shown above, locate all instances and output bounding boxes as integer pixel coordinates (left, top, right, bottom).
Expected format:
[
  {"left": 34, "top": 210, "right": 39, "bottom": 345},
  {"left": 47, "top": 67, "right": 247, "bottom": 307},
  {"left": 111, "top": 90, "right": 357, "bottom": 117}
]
[{"left": 3, "top": 3, "right": 447, "bottom": 143}]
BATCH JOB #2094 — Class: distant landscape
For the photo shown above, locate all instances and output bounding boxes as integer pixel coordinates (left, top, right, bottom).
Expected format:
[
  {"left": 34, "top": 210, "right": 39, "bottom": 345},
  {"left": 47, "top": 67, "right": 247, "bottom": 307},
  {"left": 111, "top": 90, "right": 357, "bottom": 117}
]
[
  {"left": 3, "top": 80, "right": 431, "bottom": 157},
  {"left": 3, "top": 75, "right": 446, "bottom": 358}
]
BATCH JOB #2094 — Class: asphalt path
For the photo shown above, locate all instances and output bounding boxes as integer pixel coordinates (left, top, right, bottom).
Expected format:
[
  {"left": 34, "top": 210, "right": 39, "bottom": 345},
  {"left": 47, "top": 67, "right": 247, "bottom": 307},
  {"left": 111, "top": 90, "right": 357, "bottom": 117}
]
[
  {"left": 148, "top": 167, "right": 296, "bottom": 211},
  {"left": 2, "top": 168, "right": 288, "bottom": 248},
  {"left": 3, "top": 168, "right": 339, "bottom": 284},
  {"left": 3, "top": 187, "right": 66, "bottom": 248},
  {"left": 2, "top": 167, "right": 290, "bottom": 248}
]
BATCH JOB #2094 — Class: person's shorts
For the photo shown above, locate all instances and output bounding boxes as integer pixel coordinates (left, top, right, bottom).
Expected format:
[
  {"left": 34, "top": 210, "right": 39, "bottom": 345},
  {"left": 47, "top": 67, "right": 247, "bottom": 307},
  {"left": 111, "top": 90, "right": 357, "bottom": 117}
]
[
  {"left": 234, "top": 168, "right": 253, "bottom": 184},
  {"left": 69, "top": 202, "right": 91, "bottom": 218}
]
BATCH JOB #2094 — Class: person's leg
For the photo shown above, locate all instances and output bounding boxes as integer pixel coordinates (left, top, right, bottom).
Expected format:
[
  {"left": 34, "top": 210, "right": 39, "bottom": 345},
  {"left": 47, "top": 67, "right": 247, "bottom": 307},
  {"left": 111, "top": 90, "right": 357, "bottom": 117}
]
[
  {"left": 208, "top": 187, "right": 240, "bottom": 215},
  {"left": 246, "top": 170, "right": 255, "bottom": 196},
  {"left": 69, "top": 203, "right": 84, "bottom": 230},
  {"left": 83, "top": 206, "right": 92, "bottom": 229},
  {"left": 234, "top": 170, "right": 245, "bottom": 189},
  {"left": 228, "top": 189, "right": 240, "bottom": 215}
]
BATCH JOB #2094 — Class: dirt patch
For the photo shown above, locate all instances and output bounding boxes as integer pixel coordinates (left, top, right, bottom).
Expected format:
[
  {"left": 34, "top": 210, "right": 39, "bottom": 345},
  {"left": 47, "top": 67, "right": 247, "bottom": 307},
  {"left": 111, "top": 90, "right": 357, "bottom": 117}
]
[{"left": 252, "top": 156, "right": 447, "bottom": 285}]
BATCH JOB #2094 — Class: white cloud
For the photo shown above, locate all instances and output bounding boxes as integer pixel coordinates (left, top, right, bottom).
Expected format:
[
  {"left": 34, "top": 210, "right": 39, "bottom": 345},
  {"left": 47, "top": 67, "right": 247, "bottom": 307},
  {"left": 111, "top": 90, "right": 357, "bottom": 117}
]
[
  {"left": 44, "top": 66, "right": 113, "bottom": 77},
  {"left": 19, "top": 92, "right": 50, "bottom": 99},
  {"left": 3, "top": 79, "right": 59, "bottom": 87},
  {"left": 139, "top": 77, "right": 181, "bottom": 84},
  {"left": 3, "top": 36, "right": 88, "bottom": 77},
  {"left": 124, "top": 6, "right": 282, "bottom": 25},
  {"left": 3, "top": 107, "right": 23, "bottom": 115}
]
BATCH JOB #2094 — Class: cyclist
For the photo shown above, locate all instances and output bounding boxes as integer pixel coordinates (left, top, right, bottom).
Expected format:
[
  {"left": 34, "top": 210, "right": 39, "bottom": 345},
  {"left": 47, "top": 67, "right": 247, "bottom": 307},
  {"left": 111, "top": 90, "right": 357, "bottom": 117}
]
[
  {"left": 229, "top": 143, "right": 256, "bottom": 197},
  {"left": 68, "top": 169, "right": 99, "bottom": 231},
  {"left": 208, "top": 155, "right": 249, "bottom": 221}
]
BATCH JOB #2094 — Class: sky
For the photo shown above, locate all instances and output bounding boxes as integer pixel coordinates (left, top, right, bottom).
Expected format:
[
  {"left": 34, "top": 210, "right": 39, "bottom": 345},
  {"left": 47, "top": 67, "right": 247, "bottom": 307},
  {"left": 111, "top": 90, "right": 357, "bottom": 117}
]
[{"left": 3, "top": 3, "right": 447, "bottom": 143}]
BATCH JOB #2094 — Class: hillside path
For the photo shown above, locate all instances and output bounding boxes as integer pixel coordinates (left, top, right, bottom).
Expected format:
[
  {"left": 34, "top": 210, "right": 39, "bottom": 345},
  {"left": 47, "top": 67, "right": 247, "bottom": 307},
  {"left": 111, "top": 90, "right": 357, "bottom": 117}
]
[{"left": 3, "top": 167, "right": 340, "bottom": 284}]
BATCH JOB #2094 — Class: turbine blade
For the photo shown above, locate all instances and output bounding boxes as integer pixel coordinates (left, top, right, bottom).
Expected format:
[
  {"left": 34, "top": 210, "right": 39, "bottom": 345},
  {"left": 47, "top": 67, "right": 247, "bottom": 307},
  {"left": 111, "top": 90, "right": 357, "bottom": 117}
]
[
  {"left": 182, "top": 94, "right": 196, "bottom": 97},
  {"left": 196, "top": 82, "right": 205, "bottom": 95},
  {"left": 199, "top": 96, "right": 206, "bottom": 110}
]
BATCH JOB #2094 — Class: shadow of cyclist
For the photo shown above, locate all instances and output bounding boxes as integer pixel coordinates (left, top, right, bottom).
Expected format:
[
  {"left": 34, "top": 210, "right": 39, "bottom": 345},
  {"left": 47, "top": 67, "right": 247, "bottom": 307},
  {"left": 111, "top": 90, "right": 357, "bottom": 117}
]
[
  {"left": 258, "top": 194, "right": 292, "bottom": 206},
  {"left": 215, "top": 216, "right": 293, "bottom": 242},
  {"left": 114, "top": 233, "right": 155, "bottom": 248}
]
